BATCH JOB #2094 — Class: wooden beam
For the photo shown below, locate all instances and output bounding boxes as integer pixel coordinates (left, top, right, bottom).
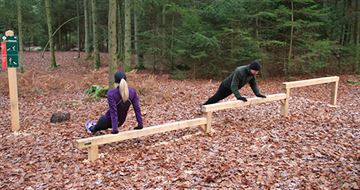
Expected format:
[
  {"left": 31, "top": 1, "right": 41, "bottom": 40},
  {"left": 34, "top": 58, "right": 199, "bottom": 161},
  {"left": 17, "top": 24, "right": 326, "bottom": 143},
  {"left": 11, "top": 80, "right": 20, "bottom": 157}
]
[
  {"left": 203, "top": 112, "right": 213, "bottom": 133},
  {"left": 280, "top": 87, "right": 290, "bottom": 117},
  {"left": 88, "top": 145, "right": 98, "bottom": 161},
  {"left": 8, "top": 68, "right": 20, "bottom": 132},
  {"left": 201, "top": 93, "right": 287, "bottom": 113},
  {"left": 77, "top": 118, "right": 207, "bottom": 149},
  {"left": 283, "top": 76, "right": 340, "bottom": 111},
  {"left": 283, "top": 76, "right": 339, "bottom": 89},
  {"left": 330, "top": 80, "right": 339, "bottom": 106}
]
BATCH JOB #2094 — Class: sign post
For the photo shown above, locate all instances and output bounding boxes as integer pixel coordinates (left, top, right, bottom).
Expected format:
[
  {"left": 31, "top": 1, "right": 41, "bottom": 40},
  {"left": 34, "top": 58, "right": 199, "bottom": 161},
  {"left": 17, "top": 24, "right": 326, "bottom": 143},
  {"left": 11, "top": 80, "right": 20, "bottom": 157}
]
[{"left": 2, "top": 30, "right": 20, "bottom": 132}]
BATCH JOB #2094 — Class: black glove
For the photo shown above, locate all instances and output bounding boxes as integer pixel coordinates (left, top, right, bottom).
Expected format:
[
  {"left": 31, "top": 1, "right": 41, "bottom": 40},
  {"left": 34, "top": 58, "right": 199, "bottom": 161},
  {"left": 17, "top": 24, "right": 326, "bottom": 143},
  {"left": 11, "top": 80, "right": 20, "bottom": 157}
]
[
  {"left": 237, "top": 96, "right": 247, "bottom": 102},
  {"left": 256, "top": 94, "right": 266, "bottom": 98},
  {"left": 111, "top": 130, "right": 119, "bottom": 134},
  {"left": 134, "top": 125, "right": 143, "bottom": 130}
]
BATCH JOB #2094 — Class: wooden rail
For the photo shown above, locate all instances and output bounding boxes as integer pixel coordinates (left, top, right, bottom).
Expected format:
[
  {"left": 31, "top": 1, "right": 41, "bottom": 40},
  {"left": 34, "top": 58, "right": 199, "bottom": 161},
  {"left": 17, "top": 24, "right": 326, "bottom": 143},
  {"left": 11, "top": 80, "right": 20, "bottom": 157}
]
[
  {"left": 76, "top": 77, "right": 339, "bottom": 162},
  {"left": 77, "top": 118, "right": 207, "bottom": 161},
  {"left": 281, "top": 76, "right": 339, "bottom": 116},
  {"left": 201, "top": 93, "right": 287, "bottom": 112},
  {"left": 201, "top": 93, "right": 287, "bottom": 132}
]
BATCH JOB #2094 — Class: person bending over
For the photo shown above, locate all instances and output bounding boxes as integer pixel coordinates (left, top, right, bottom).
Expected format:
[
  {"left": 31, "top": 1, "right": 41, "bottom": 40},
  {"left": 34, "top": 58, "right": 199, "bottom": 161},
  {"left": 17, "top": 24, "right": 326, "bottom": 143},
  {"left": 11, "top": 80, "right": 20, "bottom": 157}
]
[
  {"left": 85, "top": 71, "right": 143, "bottom": 134},
  {"left": 203, "top": 60, "right": 266, "bottom": 105}
]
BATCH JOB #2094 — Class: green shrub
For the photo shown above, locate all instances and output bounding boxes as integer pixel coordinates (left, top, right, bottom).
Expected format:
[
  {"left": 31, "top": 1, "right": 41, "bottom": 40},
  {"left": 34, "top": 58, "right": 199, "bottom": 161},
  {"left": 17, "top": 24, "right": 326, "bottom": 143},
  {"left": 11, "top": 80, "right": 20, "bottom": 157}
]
[{"left": 85, "top": 85, "right": 109, "bottom": 100}]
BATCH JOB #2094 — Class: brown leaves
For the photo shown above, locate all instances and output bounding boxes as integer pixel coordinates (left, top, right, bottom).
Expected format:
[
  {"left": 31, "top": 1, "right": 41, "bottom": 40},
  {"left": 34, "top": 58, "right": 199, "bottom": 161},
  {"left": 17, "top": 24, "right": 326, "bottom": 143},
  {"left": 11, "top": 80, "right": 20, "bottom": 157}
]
[{"left": 0, "top": 52, "right": 359, "bottom": 189}]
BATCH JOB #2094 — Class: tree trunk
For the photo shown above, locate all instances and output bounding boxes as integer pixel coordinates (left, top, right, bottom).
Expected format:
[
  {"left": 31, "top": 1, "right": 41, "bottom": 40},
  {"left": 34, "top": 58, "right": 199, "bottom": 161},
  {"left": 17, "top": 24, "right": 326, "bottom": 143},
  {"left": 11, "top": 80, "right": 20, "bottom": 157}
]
[
  {"left": 153, "top": 52, "right": 156, "bottom": 72},
  {"left": 45, "top": 0, "right": 57, "bottom": 68},
  {"left": 356, "top": 0, "right": 360, "bottom": 73},
  {"left": 134, "top": 0, "right": 140, "bottom": 69},
  {"left": 17, "top": 0, "right": 24, "bottom": 72},
  {"left": 161, "top": 4, "right": 166, "bottom": 63},
  {"left": 153, "top": 13, "right": 159, "bottom": 72},
  {"left": 255, "top": 17, "right": 267, "bottom": 78},
  {"left": 153, "top": 22, "right": 158, "bottom": 72},
  {"left": 69, "top": 31, "right": 72, "bottom": 51},
  {"left": 66, "top": 31, "right": 69, "bottom": 50},
  {"left": 170, "top": 14, "right": 175, "bottom": 70},
  {"left": 354, "top": 1, "right": 358, "bottom": 44},
  {"left": 61, "top": 29, "right": 64, "bottom": 50},
  {"left": 230, "top": 21, "right": 234, "bottom": 63},
  {"left": 108, "top": 0, "right": 117, "bottom": 88},
  {"left": 58, "top": 28, "right": 61, "bottom": 50},
  {"left": 67, "top": 32, "right": 70, "bottom": 50},
  {"left": 124, "top": 0, "right": 131, "bottom": 69},
  {"left": 255, "top": 16, "right": 259, "bottom": 40},
  {"left": 286, "top": 0, "right": 294, "bottom": 78},
  {"left": 84, "top": 0, "right": 91, "bottom": 59},
  {"left": 66, "top": 32, "right": 70, "bottom": 50},
  {"left": 344, "top": 0, "right": 352, "bottom": 45},
  {"left": 340, "top": 0, "right": 347, "bottom": 46},
  {"left": 76, "top": 0, "right": 81, "bottom": 58},
  {"left": 92, "top": 0, "right": 101, "bottom": 69},
  {"left": 193, "top": 62, "right": 196, "bottom": 80},
  {"left": 117, "top": 0, "right": 124, "bottom": 62},
  {"left": 64, "top": 32, "right": 67, "bottom": 50}
]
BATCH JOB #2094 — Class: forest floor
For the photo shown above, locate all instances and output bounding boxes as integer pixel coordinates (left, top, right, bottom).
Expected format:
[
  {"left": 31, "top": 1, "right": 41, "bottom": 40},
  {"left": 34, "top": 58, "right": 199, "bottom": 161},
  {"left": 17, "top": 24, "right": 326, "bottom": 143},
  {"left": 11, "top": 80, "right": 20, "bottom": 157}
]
[{"left": 0, "top": 52, "right": 359, "bottom": 189}]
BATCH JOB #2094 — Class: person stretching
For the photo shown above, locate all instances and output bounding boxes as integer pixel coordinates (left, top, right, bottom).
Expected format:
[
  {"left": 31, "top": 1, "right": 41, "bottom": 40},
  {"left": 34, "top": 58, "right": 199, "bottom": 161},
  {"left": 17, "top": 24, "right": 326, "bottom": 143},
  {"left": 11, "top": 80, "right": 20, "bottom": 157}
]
[
  {"left": 85, "top": 71, "right": 143, "bottom": 134},
  {"left": 203, "top": 60, "right": 266, "bottom": 105}
]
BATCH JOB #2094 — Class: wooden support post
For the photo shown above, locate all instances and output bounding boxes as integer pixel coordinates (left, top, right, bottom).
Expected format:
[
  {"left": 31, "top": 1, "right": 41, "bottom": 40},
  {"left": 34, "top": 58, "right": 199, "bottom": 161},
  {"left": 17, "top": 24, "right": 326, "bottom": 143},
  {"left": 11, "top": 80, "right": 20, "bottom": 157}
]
[
  {"left": 88, "top": 145, "right": 98, "bottom": 161},
  {"left": 283, "top": 76, "right": 340, "bottom": 111},
  {"left": 281, "top": 87, "right": 290, "bottom": 117},
  {"left": 330, "top": 80, "right": 338, "bottom": 106},
  {"left": 204, "top": 112, "right": 212, "bottom": 133},
  {"left": 199, "top": 124, "right": 206, "bottom": 133},
  {"left": 8, "top": 68, "right": 20, "bottom": 131}
]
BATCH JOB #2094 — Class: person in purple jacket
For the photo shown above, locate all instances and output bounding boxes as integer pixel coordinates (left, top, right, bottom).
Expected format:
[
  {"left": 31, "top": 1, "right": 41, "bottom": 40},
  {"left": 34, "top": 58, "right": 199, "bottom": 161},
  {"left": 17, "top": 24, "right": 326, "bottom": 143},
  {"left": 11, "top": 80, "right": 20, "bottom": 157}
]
[{"left": 85, "top": 71, "right": 143, "bottom": 134}]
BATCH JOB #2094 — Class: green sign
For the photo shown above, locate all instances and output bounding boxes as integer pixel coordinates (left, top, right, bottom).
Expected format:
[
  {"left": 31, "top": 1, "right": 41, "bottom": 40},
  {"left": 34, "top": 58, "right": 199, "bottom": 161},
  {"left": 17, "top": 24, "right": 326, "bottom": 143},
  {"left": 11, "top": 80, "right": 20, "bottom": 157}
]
[
  {"left": 6, "top": 41, "right": 18, "bottom": 55},
  {"left": 7, "top": 55, "right": 18, "bottom": 67},
  {"left": 2, "top": 35, "right": 19, "bottom": 68}
]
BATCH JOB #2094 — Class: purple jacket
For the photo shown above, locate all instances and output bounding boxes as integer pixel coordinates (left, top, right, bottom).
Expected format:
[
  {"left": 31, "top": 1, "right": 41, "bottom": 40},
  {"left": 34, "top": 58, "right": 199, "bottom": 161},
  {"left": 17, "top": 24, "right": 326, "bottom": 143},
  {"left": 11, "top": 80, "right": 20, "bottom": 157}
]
[{"left": 104, "top": 87, "right": 143, "bottom": 132}]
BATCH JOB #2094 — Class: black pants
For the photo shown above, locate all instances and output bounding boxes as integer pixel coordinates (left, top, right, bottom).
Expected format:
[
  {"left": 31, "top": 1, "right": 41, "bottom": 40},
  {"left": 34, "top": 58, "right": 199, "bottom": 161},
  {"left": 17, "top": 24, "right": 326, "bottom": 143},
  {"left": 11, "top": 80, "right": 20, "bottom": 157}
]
[
  {"left": 92, "top": 115, "right": 112, "bottom": 132},
  {"left": 203, "top": 83, "right": 233, "bottom": 105}
]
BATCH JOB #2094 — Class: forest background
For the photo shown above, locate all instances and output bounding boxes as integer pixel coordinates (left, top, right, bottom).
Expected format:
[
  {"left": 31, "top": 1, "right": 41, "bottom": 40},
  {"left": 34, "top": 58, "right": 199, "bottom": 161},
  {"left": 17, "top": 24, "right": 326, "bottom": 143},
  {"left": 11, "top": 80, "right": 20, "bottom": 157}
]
[{"left": 1, "top": 0, "right": 359, "bottom": 83}]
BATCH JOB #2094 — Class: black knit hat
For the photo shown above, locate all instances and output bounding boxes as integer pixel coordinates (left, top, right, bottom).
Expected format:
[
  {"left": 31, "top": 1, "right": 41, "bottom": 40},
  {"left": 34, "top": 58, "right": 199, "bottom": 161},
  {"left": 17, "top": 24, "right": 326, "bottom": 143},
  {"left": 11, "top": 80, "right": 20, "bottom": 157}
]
[
  {"left": 114, "top": 71, "right": 127, "bottom": 83},
  {"left": 249, "top": 60, "right": 261, "bottom": 71}
]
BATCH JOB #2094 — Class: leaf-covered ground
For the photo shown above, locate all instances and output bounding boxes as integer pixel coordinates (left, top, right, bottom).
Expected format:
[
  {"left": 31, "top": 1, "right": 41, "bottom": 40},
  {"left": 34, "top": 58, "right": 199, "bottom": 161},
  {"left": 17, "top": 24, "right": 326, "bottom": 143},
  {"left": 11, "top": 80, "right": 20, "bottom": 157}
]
[{"left": 0, "top": 52, "right": 359, "bottom": 189}]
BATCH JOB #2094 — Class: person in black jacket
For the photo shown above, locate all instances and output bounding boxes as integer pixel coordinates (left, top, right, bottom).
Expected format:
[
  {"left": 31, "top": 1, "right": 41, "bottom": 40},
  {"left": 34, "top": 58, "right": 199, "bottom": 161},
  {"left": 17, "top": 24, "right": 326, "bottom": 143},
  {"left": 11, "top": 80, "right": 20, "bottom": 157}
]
[{"left": 203, "top": 60, "right": 266, "bottom": 105}]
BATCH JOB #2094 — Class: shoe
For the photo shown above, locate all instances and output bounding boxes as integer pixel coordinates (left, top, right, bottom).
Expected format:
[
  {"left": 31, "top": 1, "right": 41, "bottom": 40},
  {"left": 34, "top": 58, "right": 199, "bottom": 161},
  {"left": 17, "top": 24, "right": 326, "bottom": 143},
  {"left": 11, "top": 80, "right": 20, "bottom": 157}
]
[
  {"left": 134, "top": 125, "right": 143, "bottom": 130},
  {"left": 85, "top": 120, "right": 96, "bottom": 134}
]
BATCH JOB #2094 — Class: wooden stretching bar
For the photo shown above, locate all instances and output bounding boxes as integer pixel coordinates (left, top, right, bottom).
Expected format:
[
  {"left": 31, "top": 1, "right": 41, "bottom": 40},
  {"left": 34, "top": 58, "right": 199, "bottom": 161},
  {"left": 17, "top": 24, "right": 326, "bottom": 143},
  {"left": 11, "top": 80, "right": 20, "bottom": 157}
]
[
  {"left": 76, "top": 77, "right": 340, "bottom": 162},
  {"left": 282, "top": 76, "right": 339, "bottom": 116},
  {"left": 77, "top": 118, "right": 207, "bottom": 149},
  {"left": 283, "top": 76, "right": 339, "bottom": 89},
  {"left": 77, "top": 118, "right": 207, "bottom": 161},
  {"left": 330, "top": 79, "right": 339, "bottom": 106},
  {"left": 201, "top": 93, "right": 287, "bottom": 132},
  {"left": 201, "top": 93, "right": 287, "bottom": 113}
]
